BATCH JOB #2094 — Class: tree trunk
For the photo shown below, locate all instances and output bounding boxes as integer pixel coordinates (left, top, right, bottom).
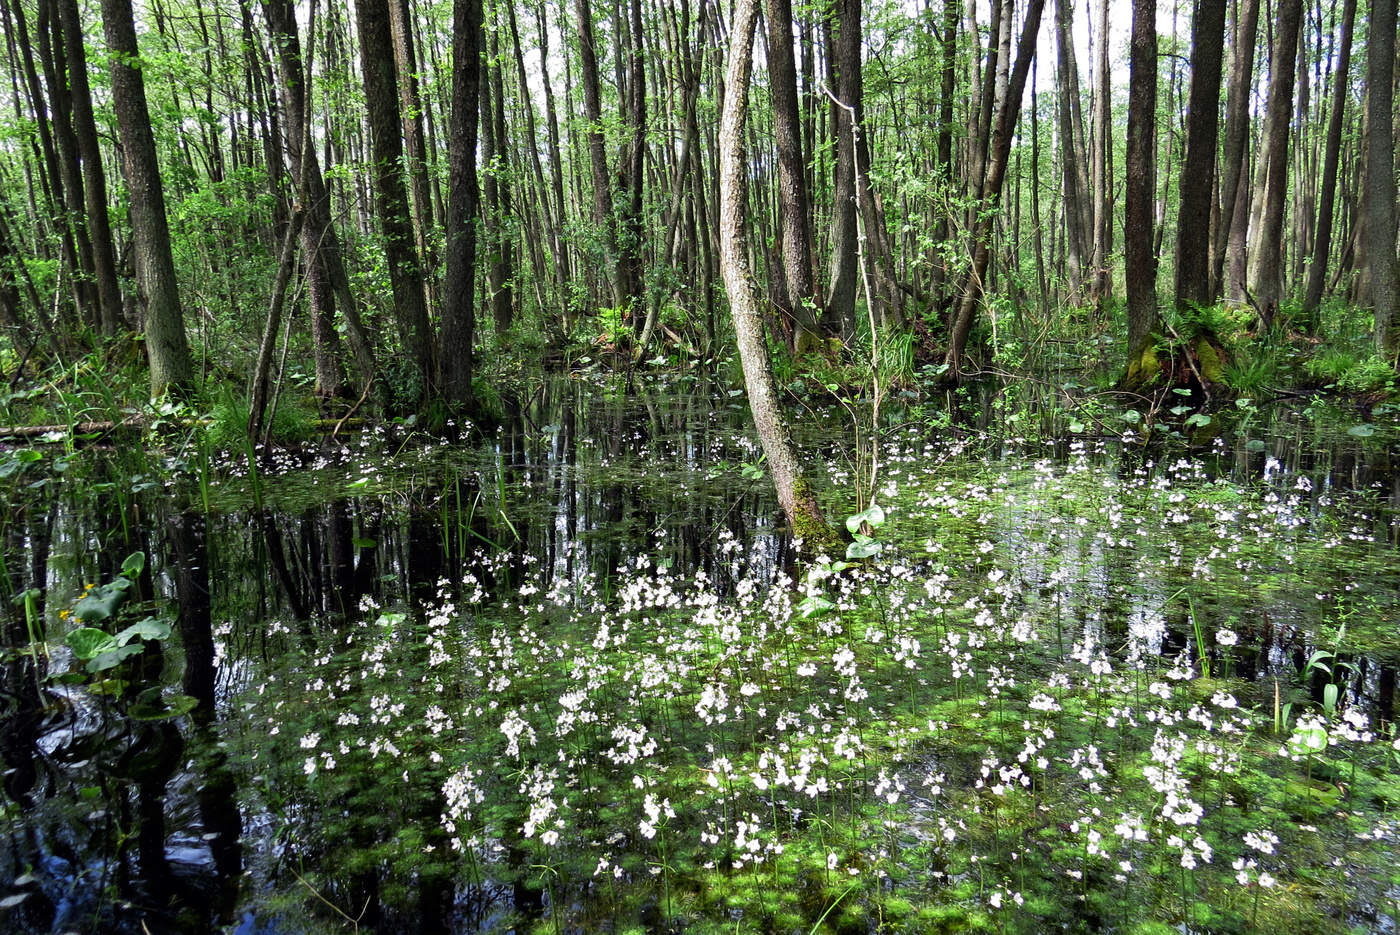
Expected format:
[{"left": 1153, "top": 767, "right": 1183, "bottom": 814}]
[
  {"left": 356, "top": 0, "right": 434, "bottom": 397},
  {"left": 719, "top": 0, "right": 833, "bottom": 550},
  {"left": 263, "top": 0, "right": 375, "bottom": 396},
  {"left": 1213, "top": 0, "right": 1259, "bottom": 300},
  {"left": 822, "top": 0, "right": 860, "bottom": 337},
  {"left": 1364, "top": 0, "right": 1397, "bottom": 355},
  {"left": 575, "top": 0, "right": 621, "bottom": 310},
  {"left": 1090, "top": 0, "right": 1112, "bottom": 306},
  {"left": 1123, "top": 0, "right": 1157, "bottom": 371},
  {"left": 943, "top": 0, "right": 1047, "bottom": 377},
  {"left": 100, "top": 0, "right": 193, "bottom": 397},
  {"left": 37, "top": 0, "right": 98, "bottom": 329},
  {"left": 1301, "top": 0, "right": 1355, "bottom": 319},
  {"left": 442, "top": 0, "right": 483, "bottom": 407},
  {"left": 1054, "top": 0, "right": 1090, "bottom": 300},
  {"left": 56, "top": 0, "right": 122, "bottom": 335},
  {"left": 389, "top": 0, "right": 437, "bottom": 309},
  {"left": 766, "top": 0, "right": 823, "bottom": 351},
  {"left": 1246, "top": 0, "right": 1303, "bottom": 330},
  {"left": 1172, "top": 0, "right": 1227, "bottom": 310}
]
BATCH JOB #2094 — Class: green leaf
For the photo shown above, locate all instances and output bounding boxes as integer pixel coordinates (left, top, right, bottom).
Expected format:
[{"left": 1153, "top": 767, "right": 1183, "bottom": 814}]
[
  {"left": 1172, "top": 388, "right": 1193, "bottom": 396},
  {"left": 120, "top": 551, "right": 146, "bottom": 578},
  {"left": 1287, "top": 724, "right": 1329, "bottom": 756},
  {"left": 130, "top": 692, "right": 201, "bottom": 721},
  {"left": 1184, "top": 413, "right": 1212, "bottom": 428},
  {"left": 1120, "top": 409, "right": 1141, "bottom": 424},
  {"left": 66, "top": 627, "right": 117, "bottom": 661},
  {"left": 73, "top": 579, "right": 134, "bottom": 623},
  {"left": 86, "top": 643, "right": 144, "bottom": 673},
  {"left": 1245, "top": 439, "right": 1266, "bottom": 452},
  {"left": 1235, "top": 398, "right": 1254, "bottom": 409},
  {"left": 1169, "top": 405, "right": 1192, "bottom": 416},
  {"left": 846, "top": 539, "right": 883, "bottom": 560},
  {"left": 1346, "top": 424, "right": 1376, "bottom": 437},
  {"left": 114, "top": 617, "right": 171, "bottom": 647},
  {"left": 797, "top": 595, "right": 836, "bottom": 618},
  {"left": 1067, "top": 420, "right": 1085, "bottom": 433},
  {"left": 845, "top": 503, "right": 886, "bottom": 534},
  {"left": 353, "top": 537, "right": 378, "bottom": 549}
]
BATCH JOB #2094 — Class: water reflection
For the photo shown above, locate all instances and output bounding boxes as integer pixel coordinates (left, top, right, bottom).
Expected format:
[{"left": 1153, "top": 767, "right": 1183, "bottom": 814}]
[{"left": 0, "top": 378, "right": 1397, "bottom": 932}]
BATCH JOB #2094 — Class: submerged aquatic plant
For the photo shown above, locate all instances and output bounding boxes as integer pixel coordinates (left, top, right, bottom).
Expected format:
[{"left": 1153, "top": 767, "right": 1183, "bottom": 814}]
[{"left": 223, "top": 430, "right": 1400, "bottom": 934}]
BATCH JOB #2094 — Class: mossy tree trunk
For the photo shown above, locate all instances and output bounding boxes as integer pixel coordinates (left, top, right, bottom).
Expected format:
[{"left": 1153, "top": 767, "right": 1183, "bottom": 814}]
[{"left": 718, "top": 0, "right": 836, "bottom": 554}]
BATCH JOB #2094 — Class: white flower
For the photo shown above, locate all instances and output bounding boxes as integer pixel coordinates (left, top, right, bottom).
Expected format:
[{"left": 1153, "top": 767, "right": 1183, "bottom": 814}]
[{"left": 1216, "top": 628, "right": 1238, "bottom": 647}]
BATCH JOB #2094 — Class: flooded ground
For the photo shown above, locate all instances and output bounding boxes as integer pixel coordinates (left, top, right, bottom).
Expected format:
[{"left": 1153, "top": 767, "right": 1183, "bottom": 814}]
[{"left": 1, "top": 375, "right": 1398, "bottom": 934}]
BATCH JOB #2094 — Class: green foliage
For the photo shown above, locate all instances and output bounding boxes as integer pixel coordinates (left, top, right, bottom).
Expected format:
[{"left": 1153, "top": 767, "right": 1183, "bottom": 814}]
[{"left": 205, "top": 387, "right": 317, "bottom": 450}]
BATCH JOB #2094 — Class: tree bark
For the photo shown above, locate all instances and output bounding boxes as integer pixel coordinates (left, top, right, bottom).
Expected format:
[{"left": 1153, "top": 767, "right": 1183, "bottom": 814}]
[
  {"left": 1246, "top": 0, "right": 1303, "bottom": 329},
  {"left": 56, "top": 0, "right": 123, "bottom": 335},
  {"left": 719, "top": 0, "right": 832, "bottom": 549},
  {"left": 1301, "top": 0, "right": 1355, "bottom": 319},
  {"left": 1089, "top": 0, "right": 1112, "bottom": 305},
  {"left": 356, "top": 0, "right": 434, "bottom": 397},
  {"left": 823, "top": 0, "right": 860, "bottom": 337},
  {"left": 766, "top": 0, "right": 823, "bottom": 351},
  {"left": 1172, "top": 0, "right": 1227, "bottom": 310},
  {"left": 1364, "top": 0, "right": 1397, "bottom": 355},
  {"left": 943, "top": 0, "right": 1046, "bottom": 377},
  {"left": 1213, "top": 0, "right": 1259, "bottom": 300},
  {"left": 1123, "top": 0, "right": 1157, "bottom": 366},
  {"left": 388, "top": 0, "right": 436, "bottom": 296},
  {"left": 1054, "top": 0, "right": 1091, "bottom": 300},
  {"left": 442, "top": 0, "right": 483, "bottom": 407},
  {"left": 101, "top": 0, "right": 193, "bottom": 397}
]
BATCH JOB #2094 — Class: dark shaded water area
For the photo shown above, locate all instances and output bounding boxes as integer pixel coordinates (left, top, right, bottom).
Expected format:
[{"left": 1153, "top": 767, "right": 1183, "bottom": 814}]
[{"left": 1, "top": 374, "right": 1398, "bottom": 934}]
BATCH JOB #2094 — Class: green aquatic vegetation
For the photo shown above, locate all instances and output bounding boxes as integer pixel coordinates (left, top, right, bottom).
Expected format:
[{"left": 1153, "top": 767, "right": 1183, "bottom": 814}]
[{"left": 223, "top": 433, "right": 1400, "bottom": 933}]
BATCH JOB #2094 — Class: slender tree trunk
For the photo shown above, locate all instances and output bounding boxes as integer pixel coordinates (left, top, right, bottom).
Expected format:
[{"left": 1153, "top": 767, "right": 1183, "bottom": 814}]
[
  {"left": 263, "top": 0, "right": 375, "bottom": 396},
  {"left": 766, "top": 0, "right": 823, "bottom": 351},
  {"left": 101, "top": 0, "right": 193, "bottom": 397},
  {"left": 37, "top": 0, "right": 98, "bottom": 328},
  {"left": 389, "top": 0, "right": 437, "bottom": 304},
  {"left": 930, "top": 0, "right": 958, "bottom": 302},
  {"left": 1054, "top": 0, "right": 1090, "bottom": 300},
  {"left": 249, "top": 204, "right": 304, "bottom": 444},
  {"left": 1090, "top": 0, "right": 1112, "bottom": 306},
  {"left": 1364, "top": 0, "right": 1397, "bottom": 355},
  {"left": 944, "top": 0, "right": 1047, "bottom": 377},
  {"left": 823, "top": 0, "right": 861, "bottom": 337},
  {"left": 1123, "top": 0, "right": 1157, "bottom": 369},
  {"left": 1173, "top": 0, "right": 1227, "bottom": 310},
  {"left": 575, "top": 0, "right": 621, "bottom": 309},
  {"left": 57, "top": 0, "right": 122, "bottom": 335},
  {"left": 1301, "top": 0, "right": 1355, "bottom": 318},
  {"left": 719, "top": 0, "right": 832, "bottom": 549},
  {"left": 442, "top": 0, "right": 483, "bottom": 406},
  {"left": 1214, "top": 0, "right": 1259, "bottom": 300},
  {"left": 1246, "top": 0, "right": 1303, "bottom": 329},
  {"left": 356, "top": 0, "right": 434, "bottom": 397}
]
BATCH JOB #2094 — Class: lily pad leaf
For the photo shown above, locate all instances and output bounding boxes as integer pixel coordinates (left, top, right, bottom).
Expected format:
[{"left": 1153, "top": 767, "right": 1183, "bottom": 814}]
[
  {"left": 1347, "top": 423, "right": 1376, "bottom": 437},
  {"left": 797, "top": 594, "right": 836, "bottom": 618},
  {"left": 1184, "top": 413, "right": 1212, "bottom": 428},
  {"left": 1245, "top": 439, "right": 1266, "bottom": 452}
]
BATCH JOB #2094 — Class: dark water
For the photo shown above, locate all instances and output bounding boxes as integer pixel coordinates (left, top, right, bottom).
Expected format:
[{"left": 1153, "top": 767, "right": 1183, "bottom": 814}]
[{"left": 0, "top": 375, "right": 1397, "bottom": 933}]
